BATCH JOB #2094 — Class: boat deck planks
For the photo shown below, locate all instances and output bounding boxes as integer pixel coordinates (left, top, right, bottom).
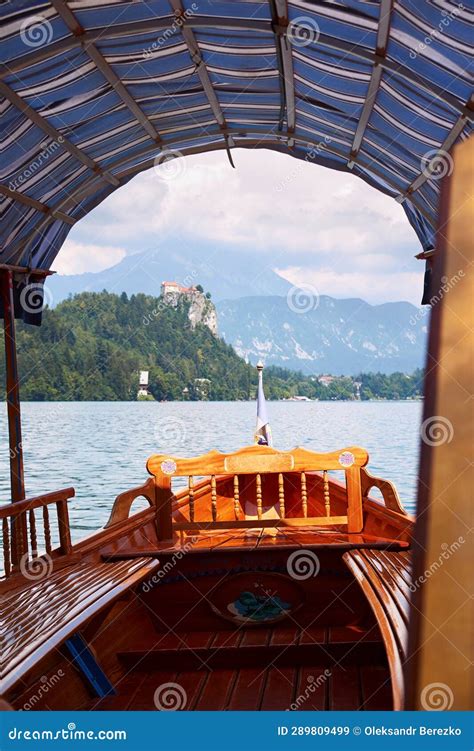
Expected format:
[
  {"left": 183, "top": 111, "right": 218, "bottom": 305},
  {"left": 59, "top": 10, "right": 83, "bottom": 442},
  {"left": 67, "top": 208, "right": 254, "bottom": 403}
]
[
  {"left": 102, "top": 528, "right": 409, "bottom": 562},
  {"left": 89, "top": 660, "right": 393, "bottom": 711}
]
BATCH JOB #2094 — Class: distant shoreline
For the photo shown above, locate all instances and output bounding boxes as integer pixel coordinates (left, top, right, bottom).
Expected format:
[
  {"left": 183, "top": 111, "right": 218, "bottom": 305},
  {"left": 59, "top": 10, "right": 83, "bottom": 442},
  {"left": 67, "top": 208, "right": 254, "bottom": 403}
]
[{"left": 0, "top": 398, "right": 423, "bottom": 404}]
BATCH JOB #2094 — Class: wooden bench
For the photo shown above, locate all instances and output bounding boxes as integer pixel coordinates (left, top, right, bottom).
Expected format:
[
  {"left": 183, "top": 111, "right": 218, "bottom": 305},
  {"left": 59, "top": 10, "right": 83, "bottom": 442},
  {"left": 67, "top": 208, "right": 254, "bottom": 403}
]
[
  {"left": 0, "top": 556, "right": 159, "bottom": 694},
  {"left": 0, "top": 488, "right": 159, "bottom": 694},
  {"left": 147, "top": 444, "right": 370, "bottom": 540},
  {"left": 342, "top": 549, "right": 412, "bottom": 710}
]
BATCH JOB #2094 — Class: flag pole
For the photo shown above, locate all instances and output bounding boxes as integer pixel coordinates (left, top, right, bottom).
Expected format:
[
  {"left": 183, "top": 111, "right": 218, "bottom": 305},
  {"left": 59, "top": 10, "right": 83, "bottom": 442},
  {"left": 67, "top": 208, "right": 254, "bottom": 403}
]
[{"left": 255, "top": 361, "right": 272, "bottom": 446}]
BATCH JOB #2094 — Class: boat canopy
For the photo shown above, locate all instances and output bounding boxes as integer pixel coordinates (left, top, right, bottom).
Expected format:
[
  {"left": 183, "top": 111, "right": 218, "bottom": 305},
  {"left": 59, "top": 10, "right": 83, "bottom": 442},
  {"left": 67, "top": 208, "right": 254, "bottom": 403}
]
[{"left": 0, "top": 0, "right": 472, "bottom": 273}]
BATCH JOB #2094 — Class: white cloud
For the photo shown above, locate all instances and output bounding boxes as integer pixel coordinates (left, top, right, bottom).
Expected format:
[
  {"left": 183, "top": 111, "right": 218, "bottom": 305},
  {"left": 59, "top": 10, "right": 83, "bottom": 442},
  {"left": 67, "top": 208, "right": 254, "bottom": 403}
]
[
  {"left": 53, "top": 240, "right": 126, "bottom": 275},
  {"left": 62, "top": 148, "right": 424, "bottom": 302},
  {"left": 277, "top": 267, "right": 423, "bottom": 306}
]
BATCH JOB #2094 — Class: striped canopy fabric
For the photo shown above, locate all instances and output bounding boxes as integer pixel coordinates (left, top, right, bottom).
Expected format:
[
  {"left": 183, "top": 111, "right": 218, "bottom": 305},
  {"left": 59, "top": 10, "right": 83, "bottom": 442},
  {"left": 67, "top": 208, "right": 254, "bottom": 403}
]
[{"left": 0, "top": 0, "right": 472, "bottom": 275}]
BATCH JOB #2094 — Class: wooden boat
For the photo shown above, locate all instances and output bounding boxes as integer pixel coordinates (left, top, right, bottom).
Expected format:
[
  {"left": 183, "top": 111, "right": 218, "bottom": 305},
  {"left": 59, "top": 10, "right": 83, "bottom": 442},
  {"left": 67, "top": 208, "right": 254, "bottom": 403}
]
[
  {"left": 0, "top": 0, "right": 471, "bottom": 716},
  {"left": 1, "top": 442, "right": 413, "bottom": 711}
]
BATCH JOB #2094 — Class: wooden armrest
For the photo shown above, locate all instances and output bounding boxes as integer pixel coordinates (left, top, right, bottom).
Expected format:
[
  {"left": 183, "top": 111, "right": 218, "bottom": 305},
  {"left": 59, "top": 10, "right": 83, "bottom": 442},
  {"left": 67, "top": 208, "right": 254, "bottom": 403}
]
[
  {"left": 104, "top": 479, "right": 155, "bottom": 528},
  {"left": 360, "top": 468, "right": 407, "bottom": 515}
]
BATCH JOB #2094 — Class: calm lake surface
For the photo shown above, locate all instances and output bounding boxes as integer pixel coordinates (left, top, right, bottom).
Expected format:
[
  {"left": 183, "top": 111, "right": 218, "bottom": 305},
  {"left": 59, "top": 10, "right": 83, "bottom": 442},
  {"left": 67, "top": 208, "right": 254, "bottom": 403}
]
[{"left": 0, "top": 401, "right": 422, "bottom": 542}]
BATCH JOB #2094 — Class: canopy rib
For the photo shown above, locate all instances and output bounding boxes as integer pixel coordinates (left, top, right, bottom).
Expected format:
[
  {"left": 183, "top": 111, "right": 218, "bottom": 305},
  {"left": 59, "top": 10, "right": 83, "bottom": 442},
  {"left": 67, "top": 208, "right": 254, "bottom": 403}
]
[
  {"left": 1, "top": 1, "right": 471, "bottom": 270},
  {"left": 349, "top": 0, "right": 393, "bottom": 166},
  {"left": 271, "top": 1, "right": 296, "bottom": 139},
  {"left": 0, "top": 82, "right": 119, "bottom": 188},
  {"left": 0, "top": 18, "right": 467, "bottom": 115},
  {"left": 168, "top": 0, "right": 227, "bottom": 137},
  {"left": 398, "top": 94, "right": 474, "bottom": 201},
  {"left": 39, "top": 129, "right": 434, "bottom": 225},
  {"left": 50, "top": 0, "right": 163, "bottom": 144},
  {"left": 0, "top": 184, "right": 76, "bottom": 225}
]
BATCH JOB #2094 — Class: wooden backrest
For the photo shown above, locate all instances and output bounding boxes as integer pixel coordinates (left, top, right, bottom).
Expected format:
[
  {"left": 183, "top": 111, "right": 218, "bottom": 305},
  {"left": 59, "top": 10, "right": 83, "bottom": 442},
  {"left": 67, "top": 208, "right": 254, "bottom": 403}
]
[
  {"left": 0, "top": 487, "right": 75, "bottom": 579},
  {"left": 147, "top": 445, "right": 368, "bottom": 538}
]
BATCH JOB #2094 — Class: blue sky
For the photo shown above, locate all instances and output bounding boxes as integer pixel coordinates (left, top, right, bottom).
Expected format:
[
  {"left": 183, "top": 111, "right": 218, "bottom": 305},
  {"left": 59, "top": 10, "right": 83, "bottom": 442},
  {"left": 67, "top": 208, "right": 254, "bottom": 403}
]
[{"left": 56, "top": 149, "right": 425, "bottom": 305}]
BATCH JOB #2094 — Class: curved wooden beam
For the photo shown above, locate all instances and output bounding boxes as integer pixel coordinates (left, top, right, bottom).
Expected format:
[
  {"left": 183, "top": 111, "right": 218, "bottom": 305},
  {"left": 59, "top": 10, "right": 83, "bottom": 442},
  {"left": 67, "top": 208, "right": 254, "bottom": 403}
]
[
  {"left": 0, "top": 82, "right": 118, "bottom": 188},
  {"left": 0, "top": 17, "right": 468, "bottom": 114},
  {"left": 348, "top": 0, "right": 393, "bottom": 166},
  {"left": 104, "top": 479, "right": 155, "bottom": 529},
  {"left": 50, "top": 0, "right": 162, "bottom": 144},
  {"left": 398, "top": 95, "right": 473, "bottom": 201}
]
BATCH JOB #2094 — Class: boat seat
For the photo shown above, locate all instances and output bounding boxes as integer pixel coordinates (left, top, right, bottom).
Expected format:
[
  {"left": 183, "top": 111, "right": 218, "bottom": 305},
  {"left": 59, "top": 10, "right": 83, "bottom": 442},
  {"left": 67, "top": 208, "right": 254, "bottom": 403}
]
[
  {"left": 342, "top": 549, "right": 411, "bottom": 711},
  {"left": 0, "top": 557, "right": 159, "bottom": 694}
]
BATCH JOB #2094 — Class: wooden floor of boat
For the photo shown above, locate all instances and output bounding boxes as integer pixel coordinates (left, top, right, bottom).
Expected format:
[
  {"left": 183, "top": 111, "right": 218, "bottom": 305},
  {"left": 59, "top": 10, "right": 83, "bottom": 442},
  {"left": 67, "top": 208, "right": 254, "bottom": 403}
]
[
  {"left": 104, "top": 527, "right": 410, "bottom": 560},
  {"left": 88, "top": 627, "right": 393, "bottom": 711}
]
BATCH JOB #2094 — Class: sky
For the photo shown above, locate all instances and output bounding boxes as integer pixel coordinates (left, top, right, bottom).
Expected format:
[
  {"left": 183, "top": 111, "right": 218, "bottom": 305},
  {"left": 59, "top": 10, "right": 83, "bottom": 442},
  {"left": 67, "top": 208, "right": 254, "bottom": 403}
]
[{"left": 55, "top": 148, "right": 425, "bottom": 305}]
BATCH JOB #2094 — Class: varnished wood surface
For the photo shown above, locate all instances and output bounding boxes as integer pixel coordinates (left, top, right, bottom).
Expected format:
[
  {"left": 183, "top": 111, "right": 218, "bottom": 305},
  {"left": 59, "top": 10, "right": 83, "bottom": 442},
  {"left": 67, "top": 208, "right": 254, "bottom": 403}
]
[
  {"left": 89, "top": 625, "right": 391, "bottom": 711},
  {"left": 405, "top": 137, "right": 473, "bottom": 711},
  {"left": 104, "top": 479, "right": 154, "bottom": 528},
  {"left": 0, "top": 557, "right": 159, "bottom": 694},
  {"left": 360, "top": 468, "right": 407, "bottom": 515},
  {"left": 102, "top": 527, "right": 410, "bottom": 561},
  {"left": 147, "top": 445, "right": 369, "bottom": 477},
  {"left": 343, "top": 549, "right": 411, "bottom": 711},
  {"left": 147, "top": 444, "right": 375, "bottom": 536}
]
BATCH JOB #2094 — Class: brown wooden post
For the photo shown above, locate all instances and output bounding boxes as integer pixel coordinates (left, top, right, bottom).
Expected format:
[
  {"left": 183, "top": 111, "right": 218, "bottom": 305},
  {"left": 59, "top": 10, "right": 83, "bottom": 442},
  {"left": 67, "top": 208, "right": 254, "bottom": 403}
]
[
  {"left": 56, "top": 500, "right": 72, "bottom": 555},
  {"left": 1, "top": 269, "right": 25, "bottom": 501},
  {"left": 404, "top": 137, "right": 473, "bottom": 710},
  {"left": 154, "top": 473, "right": 174, "bottom": 541},
  {"left": 1, "top": 269, "right": 26, "bottom": 564},
  {"left": 346, "top": 467, "right": 364, "bottom": 533}
]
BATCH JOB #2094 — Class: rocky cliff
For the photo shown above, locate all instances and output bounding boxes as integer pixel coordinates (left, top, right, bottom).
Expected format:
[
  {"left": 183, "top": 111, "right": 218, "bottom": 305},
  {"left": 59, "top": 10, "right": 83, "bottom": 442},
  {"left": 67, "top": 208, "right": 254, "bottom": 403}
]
[{"left": 162, "top": 286, "right": 218, "bottom": 337}]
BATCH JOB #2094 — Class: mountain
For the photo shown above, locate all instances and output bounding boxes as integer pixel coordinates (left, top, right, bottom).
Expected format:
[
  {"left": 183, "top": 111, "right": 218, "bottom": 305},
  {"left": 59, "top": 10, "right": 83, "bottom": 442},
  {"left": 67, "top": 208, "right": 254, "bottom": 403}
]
[
  {"left": 46, "top": 247, "right": 291, "bottom": 304},
  {"left": 1, "top": 291, "right": 424, "bottom": 401},
  {"left": 216, "top": 295, "right": 427, "bottom": 375}
]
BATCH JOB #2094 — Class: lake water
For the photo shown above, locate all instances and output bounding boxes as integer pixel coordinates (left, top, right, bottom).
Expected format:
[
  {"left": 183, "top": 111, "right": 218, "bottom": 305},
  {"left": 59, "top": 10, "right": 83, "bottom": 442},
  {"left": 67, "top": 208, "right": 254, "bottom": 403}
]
[{"left": 0, "top": 401, "right": 422, "bottom": 542}]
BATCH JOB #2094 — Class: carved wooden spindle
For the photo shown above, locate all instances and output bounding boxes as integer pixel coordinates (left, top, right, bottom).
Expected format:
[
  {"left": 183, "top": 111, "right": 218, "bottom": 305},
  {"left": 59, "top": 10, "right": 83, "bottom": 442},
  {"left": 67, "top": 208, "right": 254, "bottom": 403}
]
[
  {"left": 211, "top": 475, "right": 217, "bottom": 522},
  {"left": 11, "top": 514, "right": 20, "bottom": 568},
  {"left": 233, "top": 475, "right": 240, "bottom": 520},
  {"left": 2, "top": 517, "right": 11, "bottom": 577},
  {"left": 301, "top": 472, "right": 308, "bottom": 518},
  {"left": 57, "top": 500, "right": 72, "bottom": 555},
  {"left": 256, "top": 473, "right": 263, "bottom": 520},
  {"left": 29, "top": 508, "right": 38, "bottom": 558},
  {"left": 323, "top": 470, "right": 331, "bottom": 517},
  {"left": 43, "top": 505, "right": 52, "bottom": 554},
  {"left": 278, "top": 473, "right": 285, "bottom": 518},
  {"left": 188, "top": 476, "right": 195, "bottom": 523}
]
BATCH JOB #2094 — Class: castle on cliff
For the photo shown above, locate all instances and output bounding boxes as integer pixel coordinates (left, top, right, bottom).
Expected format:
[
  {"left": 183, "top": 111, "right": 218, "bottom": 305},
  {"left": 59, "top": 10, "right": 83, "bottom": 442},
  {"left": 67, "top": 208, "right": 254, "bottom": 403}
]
[{"left": 160, "top": 281, "right": 218, "bottom": 336}]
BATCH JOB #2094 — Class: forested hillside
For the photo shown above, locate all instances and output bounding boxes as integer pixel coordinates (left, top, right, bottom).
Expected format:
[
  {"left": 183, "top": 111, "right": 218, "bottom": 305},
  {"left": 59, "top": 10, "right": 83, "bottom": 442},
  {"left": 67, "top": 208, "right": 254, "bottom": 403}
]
[{"left": 0, "top": 292, "right": 424, "bottom": 401}]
